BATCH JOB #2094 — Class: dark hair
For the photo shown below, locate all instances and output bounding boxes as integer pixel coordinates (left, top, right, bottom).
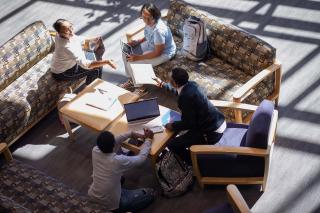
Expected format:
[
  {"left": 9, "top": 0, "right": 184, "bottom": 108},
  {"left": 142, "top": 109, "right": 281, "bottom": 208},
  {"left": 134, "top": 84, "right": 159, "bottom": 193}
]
[
  {"left": 140, "top": 3, "right": 161, "bottom": 22},
  {"left": 53, "top": 18, "right": 68, "bottom": 33},
  {"left": 96, "top": 131, "right": 115, "bottom": 153},
  {"left": 171, "top": 68, "right": 189, "bottom": 86}
]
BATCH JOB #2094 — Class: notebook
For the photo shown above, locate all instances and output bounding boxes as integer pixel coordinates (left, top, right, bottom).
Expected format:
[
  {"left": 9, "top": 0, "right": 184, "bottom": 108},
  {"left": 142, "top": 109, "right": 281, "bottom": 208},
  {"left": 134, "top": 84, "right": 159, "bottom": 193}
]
[
  {"left": 130, "top": 63, "right": 157, "bottom": 87},
  {"left": 120, "top": 40, "right": 133, "bottom": 56},
  {"left": 124, "top": 98, "right": 160, "bottom": 125}
]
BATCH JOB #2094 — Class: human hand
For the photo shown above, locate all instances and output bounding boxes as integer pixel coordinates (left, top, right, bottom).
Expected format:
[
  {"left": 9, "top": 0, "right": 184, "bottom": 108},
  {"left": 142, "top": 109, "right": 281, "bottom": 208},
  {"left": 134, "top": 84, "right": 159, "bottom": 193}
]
[
  {"left": 105, "top": 60, "right": 117, "bottom": 69},
  {"left": 152, "top": 77, "right": 163, "bottom": 87},
  {"left": 131, "top": 131, "right": 145, "bottom": 140},
  {"left": 165, "top": 123, "right": 174, "bottom": 131},
  {"left": 126, "top": 54, "right": 139, "bottom": 62},
  {"left": 128, "top": 40, "right": 140, "bottom": 47},
  {"left": 144, "top": 128, "right": 154, "bottom": 139}
]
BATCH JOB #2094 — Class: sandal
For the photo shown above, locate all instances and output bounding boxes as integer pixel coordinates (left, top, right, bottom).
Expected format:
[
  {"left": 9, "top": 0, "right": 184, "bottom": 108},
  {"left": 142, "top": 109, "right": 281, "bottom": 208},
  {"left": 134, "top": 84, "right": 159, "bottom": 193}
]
[
  {"left": 134, "top": 87, "right": 148, "bottom": 98},
  {"left": 119, "top": 79, "right": 134, "bottom": 90}
]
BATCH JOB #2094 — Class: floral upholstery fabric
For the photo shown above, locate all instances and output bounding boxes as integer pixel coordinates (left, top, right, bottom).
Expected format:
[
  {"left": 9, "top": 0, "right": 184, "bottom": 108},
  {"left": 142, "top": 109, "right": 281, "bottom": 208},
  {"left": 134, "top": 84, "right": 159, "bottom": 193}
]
[
  {"left": 154, "top": 36, "right": 271, "bottom": 120},
  {"left": 0, "top": 21, "right": 53, "bottom": 92},
  {"left": 0, "top": 54, "right": 82, "bottom": 144},
  {"left": 0, "top": 160, "right": 110, "bottom": 212},
  {"left": 0, "top": 21, "right": 84, "bottom": 144},
  {"left": 166, "top": 0, "right": 276, "bottom": 75},
  {"left": 154, "top": 0, "right": 277, "bottom": 120}
]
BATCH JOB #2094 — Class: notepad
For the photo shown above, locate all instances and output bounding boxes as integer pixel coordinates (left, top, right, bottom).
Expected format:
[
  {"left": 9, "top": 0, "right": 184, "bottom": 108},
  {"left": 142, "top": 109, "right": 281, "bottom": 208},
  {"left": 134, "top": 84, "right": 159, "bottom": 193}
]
[{"left": 130, "top": 64, "right": 156, "bottom": 87}]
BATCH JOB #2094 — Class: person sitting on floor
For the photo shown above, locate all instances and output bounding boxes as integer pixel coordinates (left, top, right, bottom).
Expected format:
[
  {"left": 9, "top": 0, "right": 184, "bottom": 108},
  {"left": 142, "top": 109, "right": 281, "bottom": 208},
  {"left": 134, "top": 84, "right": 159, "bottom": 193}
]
[
  {"left": 121, "top": 3, "right": 176, "bottom": 89},
  {"left": 154, "top": 68, "right": 226, "bottom": 164},
  {"left": 51, "top": 18, "right": 116, "bottom": 85},
  {"left": 88, "top": 129, "right": 155, "bottom": 212}
]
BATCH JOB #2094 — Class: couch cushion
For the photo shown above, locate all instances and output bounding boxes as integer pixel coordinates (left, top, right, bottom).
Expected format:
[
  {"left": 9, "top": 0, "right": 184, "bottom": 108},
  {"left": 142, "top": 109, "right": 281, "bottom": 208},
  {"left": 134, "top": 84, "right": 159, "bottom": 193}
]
[
  {"left": 244, "top": 100, "right": 274, "bottom": 149},
  {"left": 0, "top": 159, "right": 110, "bottom": 212},
  {"left": 0, "top": 53, "right": 83, "bottom": 144},
  {"left": 198, "top": 153, "right": 264, "bottom": 178},
  {"left": 166, "top": 0, "right": 276, "bottom": 76},
  {"left": 197, "top": 123, "right": 264, "bottom": 177},
  {"left": 154, "top": 36, "right": 272, "bottom": 120},
  {"left": 0, "top": 21, "right": 54, "bottom": 92}
]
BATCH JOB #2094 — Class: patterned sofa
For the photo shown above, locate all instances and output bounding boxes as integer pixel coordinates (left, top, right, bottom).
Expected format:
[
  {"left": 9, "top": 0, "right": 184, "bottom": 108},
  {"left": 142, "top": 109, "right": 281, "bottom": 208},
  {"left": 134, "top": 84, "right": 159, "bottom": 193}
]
[
  {"left": 0, "top": 143, "right": 110, "bottom": 212},
  {"left": 126, "top": 0, "right": 281, "bottom": 122},
  {"left": 0, "top": 21, "right": 83, "bottom": 146}
]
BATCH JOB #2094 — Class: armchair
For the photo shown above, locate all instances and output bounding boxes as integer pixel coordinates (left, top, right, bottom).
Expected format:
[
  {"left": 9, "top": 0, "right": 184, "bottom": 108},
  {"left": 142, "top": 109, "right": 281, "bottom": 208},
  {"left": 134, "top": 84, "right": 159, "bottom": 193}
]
[{"left": 190, "top": 100, "right": 278, "bottom": 191}]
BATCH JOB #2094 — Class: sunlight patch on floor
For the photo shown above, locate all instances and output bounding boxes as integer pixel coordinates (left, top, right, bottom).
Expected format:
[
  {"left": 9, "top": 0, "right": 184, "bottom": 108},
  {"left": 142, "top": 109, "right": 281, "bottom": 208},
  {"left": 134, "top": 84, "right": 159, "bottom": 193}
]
[{"left": 13, "top": 144, "right": 56, "bottom": 161}]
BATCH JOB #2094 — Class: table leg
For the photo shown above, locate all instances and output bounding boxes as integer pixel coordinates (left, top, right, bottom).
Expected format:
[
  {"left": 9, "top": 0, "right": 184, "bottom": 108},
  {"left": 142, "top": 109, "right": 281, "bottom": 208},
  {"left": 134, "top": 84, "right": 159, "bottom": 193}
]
[{"left": 62, "top": 116, "right": 75, "bottom": 142}]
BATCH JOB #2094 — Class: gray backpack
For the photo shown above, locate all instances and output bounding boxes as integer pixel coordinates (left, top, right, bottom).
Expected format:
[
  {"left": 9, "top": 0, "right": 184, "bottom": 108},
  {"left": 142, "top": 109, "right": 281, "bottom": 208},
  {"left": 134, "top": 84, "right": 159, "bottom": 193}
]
[
  {"left": 155, "top": 151, "right": 193, "bottom": 197},
  {"left": 182, "top": 16, "right": 208, "bottom": 61}
]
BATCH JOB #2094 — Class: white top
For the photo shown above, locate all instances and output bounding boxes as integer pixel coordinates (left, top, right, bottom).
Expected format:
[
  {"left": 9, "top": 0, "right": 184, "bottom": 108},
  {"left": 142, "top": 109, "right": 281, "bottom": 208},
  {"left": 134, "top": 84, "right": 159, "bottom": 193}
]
[
  {"left": 88, "top": 132, "right": 152, "bottom": 210},
  {"left": 50, "top": 35, "right": 92, "bottom": 74}
]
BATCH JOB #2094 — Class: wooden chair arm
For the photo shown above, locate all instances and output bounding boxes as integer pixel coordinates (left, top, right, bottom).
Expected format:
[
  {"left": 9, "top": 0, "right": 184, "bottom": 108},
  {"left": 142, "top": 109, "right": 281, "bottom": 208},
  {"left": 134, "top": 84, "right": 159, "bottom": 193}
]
[
  {"left": 233, "top": 61, "right": 281, "bottom": 101},
  {"left": 210, "top": 100, "right": 258, "bottom": 112},
  {"left": 227, "top": 184, "right": 251, "bottom": 213},
  {"left": 190, "top": 145, "right": 267, "bottom": 157},
  {"left": 126, "top": 23, "right": 145, "bottom": 42},
  {"left": 49, "top": 30, "right": 57, "bottom": 37},
  {"left": 0, "top": 143, "right": 13, "bottom": 162}
]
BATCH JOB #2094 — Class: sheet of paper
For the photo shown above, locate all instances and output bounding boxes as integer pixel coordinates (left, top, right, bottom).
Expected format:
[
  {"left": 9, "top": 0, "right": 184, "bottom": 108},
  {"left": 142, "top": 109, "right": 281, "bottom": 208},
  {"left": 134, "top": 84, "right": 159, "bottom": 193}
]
[
  {"left": 130, "top": 64, "right": 156, "bottom": 86},
  {"left": 85, "top": 93, "right": 117, "bottom": 111}
]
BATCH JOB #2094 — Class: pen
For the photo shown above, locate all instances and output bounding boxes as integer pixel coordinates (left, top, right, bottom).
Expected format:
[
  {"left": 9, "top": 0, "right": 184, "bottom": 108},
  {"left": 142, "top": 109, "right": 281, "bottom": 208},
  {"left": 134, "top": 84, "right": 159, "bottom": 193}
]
[
  {"left": 97, "top": 88, "right": 108, "bottom": 94},
  {"left": 86, "top": 103, "right": 107, "bottom": 111}
]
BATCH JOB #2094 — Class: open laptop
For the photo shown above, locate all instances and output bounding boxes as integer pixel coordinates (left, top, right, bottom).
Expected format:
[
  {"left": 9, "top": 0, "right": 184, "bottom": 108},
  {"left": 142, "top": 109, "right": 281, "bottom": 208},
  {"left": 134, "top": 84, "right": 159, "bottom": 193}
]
[
  {"left": 124, "top": 98, "right": 160, "bottom": 125},
  {"left": 120, "top": 40, "right": 133, "bottom": 56}
]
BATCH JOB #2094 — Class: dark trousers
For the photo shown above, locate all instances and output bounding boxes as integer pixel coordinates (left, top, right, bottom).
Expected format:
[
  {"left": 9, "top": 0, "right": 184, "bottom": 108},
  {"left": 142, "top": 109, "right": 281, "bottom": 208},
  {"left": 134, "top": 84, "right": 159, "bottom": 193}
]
[
  {"left": 52, "top": 65, "right": 101, "bottom": 85},
  {"left": 168, "top": 130, "right": 223, "bottom": 164},
  {"left": 52, "top": 38, "right": 105, "bottom": 85}
]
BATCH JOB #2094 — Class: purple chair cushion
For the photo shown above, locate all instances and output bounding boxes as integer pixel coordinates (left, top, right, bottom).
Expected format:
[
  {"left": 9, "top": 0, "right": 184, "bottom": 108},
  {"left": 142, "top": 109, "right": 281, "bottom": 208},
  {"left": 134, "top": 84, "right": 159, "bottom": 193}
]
[
  {"left": 202, "top": 203, "right": 234, "bottom": 213},
  {"left": 244, "top": 100, "right": 274, "bottom": 149},
  {"left": 197, "top": 123, "right": 265, "bottom": 177}
]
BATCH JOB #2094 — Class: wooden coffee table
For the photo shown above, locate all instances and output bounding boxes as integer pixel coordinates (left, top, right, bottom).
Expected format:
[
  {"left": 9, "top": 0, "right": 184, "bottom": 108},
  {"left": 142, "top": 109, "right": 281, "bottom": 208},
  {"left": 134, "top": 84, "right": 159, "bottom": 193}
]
[
  {"left": 109, "top": 105, "right": 179, "bottom": 165},
  {"left": 59, "top": 79, "right": 139, "bottom": 141}
]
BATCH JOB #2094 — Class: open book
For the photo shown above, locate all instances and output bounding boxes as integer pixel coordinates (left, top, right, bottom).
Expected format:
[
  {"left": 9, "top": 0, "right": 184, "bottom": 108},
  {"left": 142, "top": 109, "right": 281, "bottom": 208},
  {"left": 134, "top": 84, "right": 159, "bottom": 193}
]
[{"left": 130, "top": 64, "right": 156, "bottom": 87}]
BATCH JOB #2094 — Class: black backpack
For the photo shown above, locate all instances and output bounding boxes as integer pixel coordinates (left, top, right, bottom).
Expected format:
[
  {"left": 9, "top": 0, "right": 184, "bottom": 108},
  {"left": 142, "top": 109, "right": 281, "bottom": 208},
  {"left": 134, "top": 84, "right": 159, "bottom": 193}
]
[{"left": 155, "top": 151, "right": 193, "bottom": 197}]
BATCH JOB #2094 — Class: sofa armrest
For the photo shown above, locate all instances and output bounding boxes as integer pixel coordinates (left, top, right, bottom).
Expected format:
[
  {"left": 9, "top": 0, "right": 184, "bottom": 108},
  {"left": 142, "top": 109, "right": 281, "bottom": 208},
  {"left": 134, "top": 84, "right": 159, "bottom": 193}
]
[
  {"left": 49, "top": 30, "right": 57, "bottom": 37},
  {"left": 227, "top": 184, "right": 250, "bottom": 213},
  {"left": 126, "top": 23, "right": 145, "bottom": 43},
  {"left": 233, "top": 61, "right": 281, "bottom": 102},
  {"left": 126, "top": 12, "right": 168, "bottom": 42},
  {"left": 0, "top": 143, "right": 13, "bottom": 162}
]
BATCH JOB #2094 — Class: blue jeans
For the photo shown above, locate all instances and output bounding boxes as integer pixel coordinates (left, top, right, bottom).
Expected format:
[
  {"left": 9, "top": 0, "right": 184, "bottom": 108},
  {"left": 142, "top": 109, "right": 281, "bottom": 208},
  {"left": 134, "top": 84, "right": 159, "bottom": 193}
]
[{"left": 114, "top": 188, "right": 155, "bottom": 213}]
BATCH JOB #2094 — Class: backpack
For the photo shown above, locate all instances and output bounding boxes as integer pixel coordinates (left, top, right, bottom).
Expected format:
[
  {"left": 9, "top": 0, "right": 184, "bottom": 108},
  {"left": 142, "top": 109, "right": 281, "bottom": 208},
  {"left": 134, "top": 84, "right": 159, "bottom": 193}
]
[
  {"left": 182, "top": 16, "right": 208, "bottom": 61},
  {"left": 155, "top": 151, "right": 193, "bottom": 197}
]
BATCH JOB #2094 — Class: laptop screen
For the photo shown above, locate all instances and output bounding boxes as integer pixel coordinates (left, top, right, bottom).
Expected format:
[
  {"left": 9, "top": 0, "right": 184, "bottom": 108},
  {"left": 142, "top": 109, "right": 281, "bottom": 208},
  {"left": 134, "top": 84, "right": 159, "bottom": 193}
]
[
  {"left": 124, "top": 98, "right": 160, "bottom": 122},
  {"left": 120, "top": 40, "right": 133, "bottom": 55}
]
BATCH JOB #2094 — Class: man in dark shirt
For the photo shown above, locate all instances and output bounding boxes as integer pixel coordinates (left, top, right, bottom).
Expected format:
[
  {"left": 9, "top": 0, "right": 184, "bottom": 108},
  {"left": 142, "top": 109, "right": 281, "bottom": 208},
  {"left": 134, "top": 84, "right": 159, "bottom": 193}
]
[{"left": 154, "top": 68, "right": 226, "bottom": 163}]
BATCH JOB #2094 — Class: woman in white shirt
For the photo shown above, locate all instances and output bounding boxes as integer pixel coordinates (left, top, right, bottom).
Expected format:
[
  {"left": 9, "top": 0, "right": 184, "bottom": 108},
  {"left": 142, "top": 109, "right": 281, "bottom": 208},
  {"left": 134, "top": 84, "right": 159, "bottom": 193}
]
[{"left": 51, "top": 19, "right": 116, "bottom": 85}]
